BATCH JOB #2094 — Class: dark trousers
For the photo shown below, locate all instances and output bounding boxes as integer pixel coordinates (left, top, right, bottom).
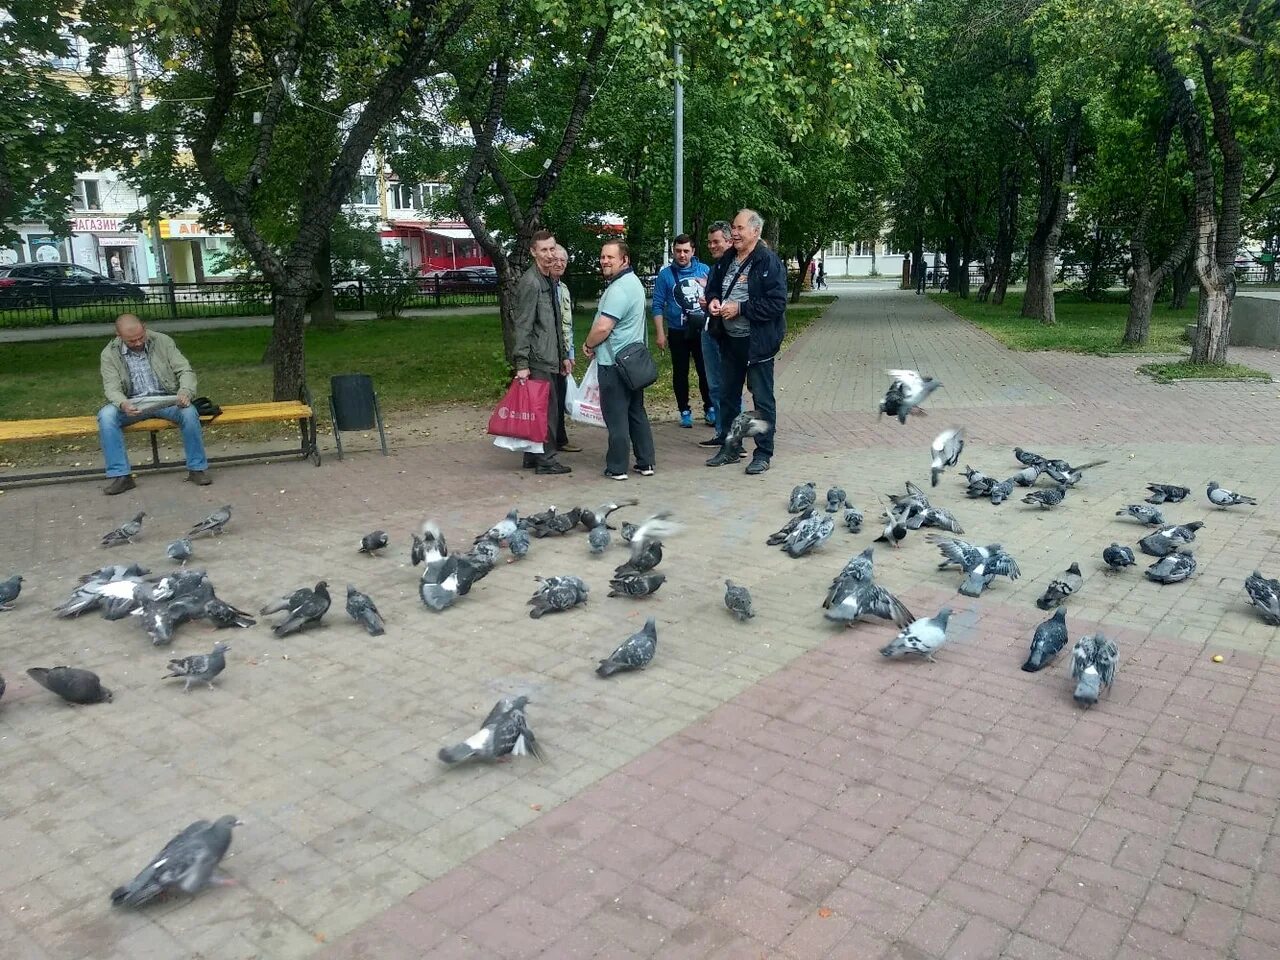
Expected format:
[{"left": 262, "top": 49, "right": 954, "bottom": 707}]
[
  {"left": 528, "top": 369, "right": 562, "bottom": 464},
  {"left": 915, "top": 272, "right": 926, "bottom": 294},
  {"left": 717, "top": 335, "right": 776, "bottom": 459},
  {"left": 669, "top": 327, "right": 711, "bottom": 414},
  {"left": 554, "top": 373, "right": 569, "bottom": 447},
  {"left": 598, "top": 363, "right": 655, "bottom": 475}
]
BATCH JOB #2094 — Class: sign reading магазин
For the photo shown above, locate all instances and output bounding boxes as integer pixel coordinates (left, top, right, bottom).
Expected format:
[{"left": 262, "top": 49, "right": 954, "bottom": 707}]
[{"left": 72, "top": 217, "right": 129, "bottom": 233}]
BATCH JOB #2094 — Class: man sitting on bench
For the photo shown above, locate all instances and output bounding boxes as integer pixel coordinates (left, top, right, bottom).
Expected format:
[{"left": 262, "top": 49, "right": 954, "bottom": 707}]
[{"left": 98, "top": 313, "right": 211, "bottom": 494}]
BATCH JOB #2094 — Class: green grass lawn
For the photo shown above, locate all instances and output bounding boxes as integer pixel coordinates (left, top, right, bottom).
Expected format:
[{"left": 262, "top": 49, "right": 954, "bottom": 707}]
[{"left": 1136, "top": 360, "right": 1273, "bottom": 383}]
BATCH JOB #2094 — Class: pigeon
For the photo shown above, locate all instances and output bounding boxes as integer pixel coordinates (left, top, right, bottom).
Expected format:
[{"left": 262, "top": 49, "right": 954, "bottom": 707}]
[
  {"left": 410, "top": 530, "right": 427, "bottom": 566},
  {"left": 1145, "top": 483, "right": 1190, "bottom": 504},
  {"left": 418, "top": 522, "right": 459, "bottom": 611},
  {"left": 528, "top": 507, "right": 582, "bottom": 538},
  {"left": 615, "top": 512, "right": 677, "bottom": 575},
  {"left": 102, "top": 511, "right": 146, "bottom": 547},
  {"left": 520, "top": 506, "right": 557, "bottom": 530},
  {"left": 930, "top": 428, "right": 965, "bottom": 487},
  {"left": 1071, "top": 634, "right": 1118, "bottom": 706},
  {"left": 1010, "top": 464, "right": 1043, "bottom": 487},
  {"left": 79, "top": 562, "right": 149, "bottom": 583},
  {"left": 479, "top": 508, "right": 521, "bottom": 543},
  {"left": 133, "top": 598, "right": 190, "bottom": 646},
  {"left": 527, "top": 575, "right": 589, "bottom": 618},
  {"left": 879, "top": 608, "right": 953, "bottom": 661},
  {"left": 345, "top": 584, "right": 385, "bottom": 636},
  {"left": 1146, "top": 551, "right": 1197, "bottom": 584},
  {"left": 0, "top": 574, "right": 22, "bottom": 610},
  {"left": 988, "top": 478, "right": 1016, "bottom": 505},
  {"left": 1044, "top": 459, "right": 1107, "bottom": 487},
  {"left": 454, "top": 553, "right": 493, "bottom": 597},
  {"left": 110, "top": 816, "right": 241, "bottom": 907},
  {"left": 1036, "top": 562, "right": 1083, "bottom": 609},
  {"left": 1244, "top": 571, "right": 1280, "bottom": 625},
  {"left": 468, "top": 535, "right": 502, "bottom": 569},
  {"left": 789, "top": 482, "right": 817, "bottom": 514},
  {"left": 721, "top": 411, "right": 771, "bottom": 460},
  {"left": 359, "top": 530, "right": 389, "bottom": 555},
  {"left": 26, "top": 666, "right": 113, "bottom": 704},
  {"left": 54, "top": 575, "right": 146, "bottom": 619},
  {"left": 97, "top": 579, "right": 147, "bottom": 620},
  {"left": 1102, "top": 543, "right": 1136, "bottom": 571},
  {"left": 202, "top": 598, "right": 256, "bottom": 629},
  {"left": 957, "top": 548, "right": 1021, "bottom": 597},
  {"left": 879, "top": 369, "right": 941, "bottom": 423},
  {"left": 166, "top": 539, "right": 193, "bottom": 563},
  {"left": 187, "top": 505, "right": 232, "bottom": 538},
  {"left": 271, "top": 581, "right": 331, "bottom": 635},
  {"left": 608, "top": 571, "right": 667, "bottom": 598},
  {"left": 824, "top": 578, "right": 914, "bottom": 628},
  {"left": 1022, "top": 485, "right": 1067, "bottom": 509},
  {"left": 1022, "top": 608, "right": 1068, "bottom": 672},
  {"left": 596, "top": 618, "right": 658, "bottom": 676},
  {"left": 927, "top": 535, "right": 1002, "bottom": 571},
  {"left": 0, "top": 673, "right": 5, "bottom": 703},
  {"left": 1116, "top": 504, "right": 1165, "bottom": 526},
  {"left": 260, "top": 586, "right": 314, "bottom": 616},
  {"left": 1138, "top": 522, "right": 1203, "bottom": 557},
  {"left": 964, "top": 468, "right": 996, "bottom": 498},
  {"left": 782, "top": 512, "right": 835, "bottom": 558},
  {"left": 876, "top": 507, "right": 910, "bottom": 548},
  {"left": 579, "top": 499, "right": 638, "bottom": 531},
  {"left": 1207, "top": 481, "right": 1257, "bottom": 508},
  {"left": 619, "top": 522, "right": 638, "bottom": 543},
  {"left": 843, "top": 506, "right": 864, "bottom": 533},
  {"left": 768, "top": 507, "right": 814, "bottom": 546},
  {"left": 507, "top": 528, "right": 530, "bottom": 561},
  {"left": 724, "top": 580, "right": 754, "bottom": 621},
  {"left": 163, "top": 642, "right": 230, "bottom": 691},
  {"left": 825, "top": 486, "right": 847, "bottom": 512},
  {"left": 1013, "top": 447, "right": 1048, "bottom": 467},
  {"left": 587, "top": 521, "right": 611, "bottom": 555},
  {"left": 920, "top": 505, "right": 965, "bottom": 533},
  {"left": 830, "top": 546, "right": 876, "bottom": 588},
  {"left": 438, "top": 696, "right": 543, "bottom": 764}
]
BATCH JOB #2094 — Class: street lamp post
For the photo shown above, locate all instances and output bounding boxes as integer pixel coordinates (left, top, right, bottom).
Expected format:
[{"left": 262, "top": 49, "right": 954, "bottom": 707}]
[{"left": 673, "top": 44, "right": 683, "bottom": 237}]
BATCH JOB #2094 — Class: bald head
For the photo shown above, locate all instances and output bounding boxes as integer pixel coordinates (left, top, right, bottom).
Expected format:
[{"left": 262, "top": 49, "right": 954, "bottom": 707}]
[{"left": 115, "top": 314, "right": 147, "bottom": 351}]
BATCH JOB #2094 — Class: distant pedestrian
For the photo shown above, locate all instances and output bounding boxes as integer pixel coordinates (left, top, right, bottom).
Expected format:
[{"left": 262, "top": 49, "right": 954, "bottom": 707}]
[
  {"left": 815, "top": 261, "right": 827, "bottom": 289},
  {"left": 652, "top": 234, "right": 711, "bottom": 429},
  {"left": 511, "top": 228, "right": 572, "bottom": 475},
  {"left": 914, "top": 256, "right": 927, "bottom": 294},
  {"left": 697, "top": 221, "right": 734, "bottom": 449},
  {"left": 549, "top": 245, "right": 580, "bottom": 453}
]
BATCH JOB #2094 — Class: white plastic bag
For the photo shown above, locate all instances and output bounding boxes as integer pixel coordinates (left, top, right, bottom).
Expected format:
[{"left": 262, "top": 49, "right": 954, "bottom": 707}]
[
  {"left": 567, "top": 360, "right": 606, "bottom": 427},
  {"left": 493, "top": 436, "right": 544, "bottom": 454}
]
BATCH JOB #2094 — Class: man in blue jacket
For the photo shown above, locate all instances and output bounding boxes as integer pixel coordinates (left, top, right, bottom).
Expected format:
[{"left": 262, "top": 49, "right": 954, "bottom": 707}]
[
  {"left": 704, "top": 209, "right": 786, "bottom": 475},
  {"left": 651, "top": 234, "right": 712, "bottom": 428}
]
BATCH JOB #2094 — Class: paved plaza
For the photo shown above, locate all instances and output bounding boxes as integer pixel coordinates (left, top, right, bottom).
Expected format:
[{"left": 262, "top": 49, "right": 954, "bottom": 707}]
[{"left": 3, "top": 290, "right": 1280, "bottom": 959}]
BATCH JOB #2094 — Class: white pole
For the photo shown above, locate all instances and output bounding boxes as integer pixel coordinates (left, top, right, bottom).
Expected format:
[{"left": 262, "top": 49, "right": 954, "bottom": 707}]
[{"left": 673, "top": 44, "right": 684, "bottom": 236}]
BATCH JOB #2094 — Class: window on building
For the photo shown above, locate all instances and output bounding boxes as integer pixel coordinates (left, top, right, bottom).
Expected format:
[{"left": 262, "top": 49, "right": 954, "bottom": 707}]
[
  {"left": 50, "top": 32, "right": 80, "bottom": 70},
  {"left": 390, "top": 182, "right": 416, "bottom": 209},
  {"left": 853, "top": 240, "right": 878, "bottom": 257},
  {"left": 829, "top": 241, "right": 848, "bottom": 257},
  {"left": 73, "top": 179, "right": 101, "bottom": 211},
  {"left": 350, "top": 175, "right": 379, "bottom": 206}
]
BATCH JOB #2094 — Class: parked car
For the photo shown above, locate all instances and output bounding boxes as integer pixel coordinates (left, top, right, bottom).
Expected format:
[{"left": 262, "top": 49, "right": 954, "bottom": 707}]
[
  {"left": 423, "top": 268, "right": 499, "bottom": 293},
  {"left": 0, "top": 262, "right": 146, "bottom": 308}
]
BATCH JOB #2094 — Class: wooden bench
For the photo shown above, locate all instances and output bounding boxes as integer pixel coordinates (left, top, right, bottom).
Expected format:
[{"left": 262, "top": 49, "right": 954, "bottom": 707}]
[{"left": 0, "top": 389, "right": 320, "bottom": 484}]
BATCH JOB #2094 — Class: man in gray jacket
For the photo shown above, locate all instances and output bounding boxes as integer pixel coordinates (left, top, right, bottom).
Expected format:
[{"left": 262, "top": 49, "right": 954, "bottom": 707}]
[
  {"left": 98, "top": 313, "right": 210, "bottom": 494},
  {"left": 511, "top": 229, "right": 572, "bottom": 474}
]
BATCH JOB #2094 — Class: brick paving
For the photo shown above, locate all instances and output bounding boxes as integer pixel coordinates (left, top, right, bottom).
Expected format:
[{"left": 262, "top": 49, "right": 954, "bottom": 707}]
[{"left": 2, "top": 290, "right": 1279, "bottom": 959}]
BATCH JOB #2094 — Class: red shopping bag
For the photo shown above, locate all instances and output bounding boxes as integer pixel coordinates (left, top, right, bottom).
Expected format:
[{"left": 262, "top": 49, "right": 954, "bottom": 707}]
[{"left": 487, "top": 377, "right": 550, "bottom": 442}]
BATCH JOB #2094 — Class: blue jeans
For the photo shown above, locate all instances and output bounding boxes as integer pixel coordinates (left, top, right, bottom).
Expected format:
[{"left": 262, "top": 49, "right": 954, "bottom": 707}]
[
  {"left": 701, "top": 329, "right": 722, "bottom": 424},
  {"left": 717, "top": 336, "right": 776, "bottom": 459},
  {"left": 98, "top": 403, "right": 208, "bottom": 477}
]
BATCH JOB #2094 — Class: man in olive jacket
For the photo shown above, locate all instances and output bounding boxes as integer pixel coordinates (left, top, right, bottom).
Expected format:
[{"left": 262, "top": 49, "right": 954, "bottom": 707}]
[
  {"left": 98, "top": 313, "right": 210, "bottom": 494},
  {"left": 510, "top": 229, "right": 572, "bottom": 474}
]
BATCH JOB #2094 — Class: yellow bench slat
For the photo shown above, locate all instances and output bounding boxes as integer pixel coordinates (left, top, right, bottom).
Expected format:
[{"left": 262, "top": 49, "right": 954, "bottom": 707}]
[{"left": 0, "top": 403, "right": 313, "bottom": 443}]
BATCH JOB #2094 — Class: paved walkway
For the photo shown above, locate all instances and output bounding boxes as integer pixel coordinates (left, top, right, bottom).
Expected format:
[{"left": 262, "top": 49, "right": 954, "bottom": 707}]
[{"left": 3, "top": 292, "right": 1280, "bottom": 960}]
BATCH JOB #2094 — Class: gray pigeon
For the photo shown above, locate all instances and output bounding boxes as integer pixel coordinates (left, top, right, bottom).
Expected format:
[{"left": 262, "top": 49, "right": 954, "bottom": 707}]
[
  {"left": 345, "top": 584, "right": 385, "bottom": 636},
  {"left": 1036, "top": 562, "right": 1083, "bottom": 609},
  {"left": 55, "top": 572, "right": 146, "bottom": 618},
  {"left": 418, "top": 522, "right": 458, "bottom": 611},
  {"left": 1245, "top": 571, "right": 1280, "bottom": 625},
  {"left": 1116, "top": 504, "right": 1164, "bottom": 526},
  {"left": 507, "top": 528, "right": 530, "bottom": 561},
  {"left": 455, "top": 544, "right": 497, "bottom": 596},
  {"left": 1145, "top": 483, "right": 1190, "bottom": 504},
  {"left": 963, "top": 465, "right": 996, "bottom": 498},
  {"left": 620, "top": 522, "right": 638, "bottom": 543},
  {"left": 825, "top": 486, "right": 847, "bottom": 512},
  {"left": 782, "top": 512, "right": 835, "bottom": 558},
  {"left": 1102, "top": 543, "right": 1136, "bottom": 570},
  {"left": 720, "top": 411, "right": 771, "bottom": 461},
  {"left": 1071, "top": 634, "right": 1118, "bottom": 706},
  {"left": 615, "top": 512, "right": 677, "bottom": 575},
  {"left": 927, "top": 535, "right": 1002, "bottom": 572},
  {"left": 824, "top": 578, "right": 914, "bottom": 628},
  {"left": 957, "top": 548, "right": 1020, "bottom": 597},
  {"left": 359, "top": 530, "right": 389, "bottom": 555},
  {"left": 271, "top": 581, "right": 331, "bottom": 635},
  {"left": 788, "top": 482, "right": 817, "bottom": 514},
  {"left": 1022, "top": 486, "right": 1067, "bottom": 509},
  {"left": 202, "top": 598, "right": 256, "bottom": 629},
  {"left": 438, "top": 696, "right": 543, "bottom": 764},
  {"left": 1044, "top": 459, "right": 1108, "bottom": 487},
  {"left": 134, "top": 598, "right": 189, "bottom": 646},
  {"left": 260, "top": 586, "right": 313, "bottom": 616},
  {"left": 110, "top": 816, "right": 241, "bottom": 907},
  {"left": 843, "top": 506, "right": 863, "bottom": 533},
  {"left": 1146, "top": 552, "right": 1197, "bottom": 584},
  {"left": 880, "top": 369, "right": 941, "bottom": 423},
  {"left": 166, "top": 539, "right": 193, "bottom": 563},
  {"left": 1207, "top": 481, "right": 1257, "bottom": 508},
  {"left": 879, "top": 608, "right": 953, "bottom": 661},
  {"left": 1013, "top": 447, "right": 1048, "bottom": 467},
  {"left": 1138, "top": 522, "right": 1203, "bottom": 557},
  {"left": 768, "top": 507, "right": 813, "bottom": 546},
  {"left": 1022, "top": 608, "right": 1068, "bottom": 672},
  {"left": 930, "top": 428, "right": 964, "bottom": 487},
  {"left": 79, "top": 562, "right": 149, "bottom": 584},
  {"left": 579, "top": 498, "right": 638, "bottom": 531},
  {"left": 0, "top": 574, "right": 22, "bottom": 610},
  {"left": 27, "top": 666, "right": 113, "bottom": 704},
  {"left": 1011, "top": 464, "right": 1043, "bottom": 487},
  {"left": 527, "top": 506, "right": 582, "bottom": 538},
  {"left": 596, "top": 618, "right": 658, "bottom": 676},
  {"left": 528, "top": 575, "right": 589, "bottom": 618},
  {"left": 724, "top": 580, "right": 754, "bottom": 621},
  {"left": 588, "top": 522, "right": 611, "bottom": 555},
  {"left": 479, "top": 508, "right": 521, "bottom": 543},
  {"left": 187, "top": 505, "right": 232, "bottom": 538},
  {"left": 102, "top": 511, "right": 146, "bottom": 547},
  {"left": 164, "top": 642, "right": 230, "bottom": 691},
  {"left": 608, "top": 571, "right": 667, "bottom": 598},
  {"left": 988, "top": 478, "right": 1015, "bottom": 505}
]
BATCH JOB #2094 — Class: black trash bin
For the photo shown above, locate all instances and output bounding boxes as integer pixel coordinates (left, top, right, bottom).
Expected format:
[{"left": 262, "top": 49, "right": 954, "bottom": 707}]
[{"left": 329, "top": 373, "right": 388, "bottom": 460}]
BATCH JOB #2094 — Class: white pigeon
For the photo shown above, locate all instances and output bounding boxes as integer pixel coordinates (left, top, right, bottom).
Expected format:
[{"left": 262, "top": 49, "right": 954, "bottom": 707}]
[
  {"left": 879, "top": 608, "right": 953, "bottom": 661},
  {"left": 930, "top": 428, "right": 965, "bottom": 487}
]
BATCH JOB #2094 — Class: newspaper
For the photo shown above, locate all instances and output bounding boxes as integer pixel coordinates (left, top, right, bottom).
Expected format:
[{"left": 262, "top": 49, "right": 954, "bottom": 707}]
[{"left": 129, "top": 395, "right": 182, "bottom": 416}]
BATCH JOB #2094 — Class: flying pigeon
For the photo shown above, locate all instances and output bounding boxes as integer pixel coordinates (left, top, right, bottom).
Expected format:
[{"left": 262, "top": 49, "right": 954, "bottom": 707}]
[
  {"left": 1207, "top": 481, "right": 1257, "bottom": 508},
  {"left": 1244, "top": 571, "right": 1280, "bottom": 625},
  {"left": 359, "top": 530, "right": 389, "bottom": 555},
  {"left": 1116, "top": 504, "right": 1165, "bottom": 526},
  {"left": 507, "top": 528, "right": 530, "bottom": 561},
  {"left": 438, "top": 696, "right": 543, "bottom": 764},
  {"left": 271, "top": 581, "right": 331, "bottom": 635},
  {"left": 608, "top": 571, "right": 667, "bottom": 598},
  {"left": 110, "top": 816, "right": 241, "bottom": 907},
  {"left": 345, "top": 584, "right": 385, "bottom": 636},
  {"left": 187, "top": 505, "right": 232, "bottom": 538},
  {"left": 879, "top": 369, "right": 941, "bottom": 423},
  {"left": 615, "top": 512, "right": 677, "bottom": 575},
  {"left": 1071, "top": 634, "right": 1118, "bottom": 706},
  {"left": 1145, "top": 483, "right": 1190, "bottom": 505},
  {"left": 825, "top": 486, "right": 847, "bottom": 512},
  {"left": 527, "top": 575, "right": 589, "bottom": 618},
  {"left": 957, "top": 547, "right": 1021, "bottom": 597},
  {"left": 202, "top": 598, "right": 255, "bottom": 629},
  {"left": 720, "top": 411, "right": 771, "bottom": 460},
  {"left": 1036, "top": 562, "right": 1083, "bottom": 609},
  {"left": 596, "top": 618, "right": 658, "bottom": 676},
  {"left": 879, "top": 608, "right": 953, "bottom": 661},
  {"left": 163, "top": 642, "right": 230, "bottom": 692},
  {"left": 824, "top": 578, "right": 914, "bottom": 628},
  {"left": 579, "top": 498, "right": 638, "bottom": 531},
  {"left": 1022, "top": 486, "right": 1067, "bottom": 509},
  {"left": 782, "top": 512, "right": 835, "bottom": 558},
  {"left": 0, "top": 574, "right": 22, "bottom": 610},
  {"left": 988, "top": 478, "right": 1016, "bottom": 505},
  {"left": 724, "top": 580, "right": 754, "bottom": 621},
  {"left": 1022, "top": 608, "right": 1068, "bottom": 672},
  {"left": 788, "top": 482, "right": 817, "bottom": 514},
  {"left": 27, "top": 666, "right": 113, "bottom": 704},
  {"left": 1146, "top": 551, "right": 1197, "bottom": 584},
  {"left": 102, "top": 511, "right": 146, "bottom": 547},
  {"left": 166, "top": 539, "right": 193, "bottom": 564},
  {"left": 1102, "top": 543, "right": 1136, "bottom": 571},
  {"left": 1013, "top": 447, "right": 1048, "bottom": 467},
  {"left": 588, "top": 521, "right": 611, "bottom": 555},
  {"left": 930, "top": 428, "right": 965, "bottom": 487},
  {"left": 843, "top": 506, "right": 864, "bottom": 533},
  {"left": 768, "top": 507, "right": 813, "bottom": 546},
  {"left": 927, "top": 535, "right": 1001, "bottom": 571},
  {"left": 479, "top": 508, "right": 521, "bottom": 543}
]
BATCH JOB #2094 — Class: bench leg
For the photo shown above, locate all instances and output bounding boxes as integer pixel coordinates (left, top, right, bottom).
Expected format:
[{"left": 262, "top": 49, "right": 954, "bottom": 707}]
[
  {"left": 329, "top": 396, "right": 345, "bottom": 461},
  {"left": 373, "top": 394, "right": 388, "bottom": 457},
  {"left": 149, "top": 431, "right": 160, "bottom": 466}
]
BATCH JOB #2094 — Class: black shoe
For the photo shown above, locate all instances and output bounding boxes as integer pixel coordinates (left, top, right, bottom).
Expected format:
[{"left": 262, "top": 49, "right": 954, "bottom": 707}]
[
  {"left": 705, "top": 449, "right": 735, "bottom": 467},
  {"left": 104, "top": 475, "right": 136, "bottom": 496},
  {"left": 698, "top": 436, "right": 724, "bottom": 448},
  {"left": 536, "top": 461, "right": 572, "bottom": 475},
  {"left": 523, "top": 454, "right": 538, "bottom": 469},
  {"left": 745, "top": 456, "right": 771, "bottom": 475},
  {"left": 186, "top": 470, "right": 212, "bottom": 486}
]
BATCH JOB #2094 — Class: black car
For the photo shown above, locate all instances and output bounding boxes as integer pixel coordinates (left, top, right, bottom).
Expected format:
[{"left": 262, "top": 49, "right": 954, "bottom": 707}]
[
  {"left": 0, "top": 262, "right": 147, "bottom": 308},
  {"left": 423, "top": 268, "right": 499, "bottom": 293}
]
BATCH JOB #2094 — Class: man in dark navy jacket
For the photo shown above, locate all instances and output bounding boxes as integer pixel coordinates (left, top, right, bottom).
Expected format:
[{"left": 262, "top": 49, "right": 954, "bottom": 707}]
[{"left": 703, "top": 208, "right": 787, "bottom": 474}]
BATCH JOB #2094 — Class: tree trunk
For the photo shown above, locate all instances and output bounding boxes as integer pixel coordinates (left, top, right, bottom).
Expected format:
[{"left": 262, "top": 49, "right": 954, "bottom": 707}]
[
  {"left": 1170, "top": 257, "right": 1193, "bottom": 308},
  {"left": 270, "top": 289, "right": 309, "bottom": 400},
  {"left": 309, "top": 232, "right": 338, "bottom": 329},
  {"left": 791, "top": 246, "right": 818, "bottom": 303},
  {"left": 1021, "top": 116, "right": 1080, "bottom": 320},
  {"left": 1022, "top": 237, "right": 1045, "bottom": 317},
  {"left": 1124, "top": 235, "right": 1154, "bottom": 345},
  {"left": 991, "top": 162, "right": 1018, "bottom": 306},
  {"left": 1195, "top": 286, "right": 1232, "bottom": 362},
  {"left": 1085, "top": 225, "right": 1106, "bottom": 300},
  {"left": 498, "top": 269, "right": 520, "bottom": 365},
  {"left": 944, "top": 237, "right": 959, "bottom": 293}
]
